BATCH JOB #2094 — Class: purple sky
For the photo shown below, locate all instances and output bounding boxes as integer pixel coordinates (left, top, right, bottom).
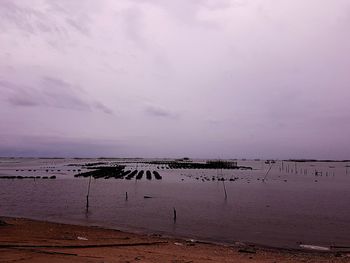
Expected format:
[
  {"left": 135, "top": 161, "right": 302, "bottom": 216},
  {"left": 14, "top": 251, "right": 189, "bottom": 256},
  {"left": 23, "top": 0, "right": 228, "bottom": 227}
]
[{"left": 1, "top": 0, "right": 350, "bottom": 159}]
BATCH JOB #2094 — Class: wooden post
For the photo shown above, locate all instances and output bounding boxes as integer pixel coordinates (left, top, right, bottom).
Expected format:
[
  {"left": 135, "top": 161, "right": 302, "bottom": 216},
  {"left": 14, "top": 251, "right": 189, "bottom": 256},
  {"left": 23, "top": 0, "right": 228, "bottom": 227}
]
[
  {"left": 222, "top": 181, "right": 227, "bottom": 200},
  {"left": 263, "top": 163, "right": 274, "bottom": 182},
  {"left": 86, "top": 176, "right": 92, "bottom": 210}
]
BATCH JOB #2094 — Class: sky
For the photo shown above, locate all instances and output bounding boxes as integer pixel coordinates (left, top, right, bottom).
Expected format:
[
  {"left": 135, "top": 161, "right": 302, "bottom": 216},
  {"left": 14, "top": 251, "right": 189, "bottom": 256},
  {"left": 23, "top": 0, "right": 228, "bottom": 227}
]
[{"left": 0, "top": 0, "right": 350, "bottom": 159}]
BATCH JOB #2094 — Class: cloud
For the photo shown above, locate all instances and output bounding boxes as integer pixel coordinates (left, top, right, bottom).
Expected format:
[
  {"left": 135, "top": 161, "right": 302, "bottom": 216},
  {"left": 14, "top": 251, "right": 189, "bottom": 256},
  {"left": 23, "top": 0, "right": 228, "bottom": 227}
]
[
  {"left": 93, "top": 101, "right": 114, "bottom": 114},
  {"left": 121, "top": 7, "right": 146, "bottom": 47},
  {"left": 0, "top": 77, "right": 113, "bottom": 114},
  {"left": 144, "top": 105, "right": 178, "bottom": 119},
  {"left": 0, "top": 80, "right": 42, "bottom": 107},
  {"left": 0, "top": 0, "right": 350, "bottom": 159},
  {"left": 0, "top": 1, "right": 41, "bottom": 34},
  {"left": 0, "top": 0, "right": 91, "bottom": 38},
  {"left": 65, "top": 18, "right": 90, "bottom": 36},
  {"left": 41, "top": 77, "right": 92, "bottom": 111},
  {"left": 8, "top": 96, "right": 40, "bottom": 107},
  {"left": 130, "top": 0, "right": 201, "bottom": 23}
]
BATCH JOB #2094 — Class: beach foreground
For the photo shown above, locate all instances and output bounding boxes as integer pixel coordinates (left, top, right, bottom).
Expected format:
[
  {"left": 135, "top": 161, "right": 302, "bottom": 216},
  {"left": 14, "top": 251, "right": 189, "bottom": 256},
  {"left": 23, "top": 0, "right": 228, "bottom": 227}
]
[{"left": 0, "top": 217, "right": 348, "bottom": 263}]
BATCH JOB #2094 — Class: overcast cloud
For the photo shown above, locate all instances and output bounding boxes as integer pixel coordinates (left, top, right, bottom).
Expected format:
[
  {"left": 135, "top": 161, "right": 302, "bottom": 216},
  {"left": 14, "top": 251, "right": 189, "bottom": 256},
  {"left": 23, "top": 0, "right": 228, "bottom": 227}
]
[{"left": 0, "top": 0, "right": 350, "bottom": 159}]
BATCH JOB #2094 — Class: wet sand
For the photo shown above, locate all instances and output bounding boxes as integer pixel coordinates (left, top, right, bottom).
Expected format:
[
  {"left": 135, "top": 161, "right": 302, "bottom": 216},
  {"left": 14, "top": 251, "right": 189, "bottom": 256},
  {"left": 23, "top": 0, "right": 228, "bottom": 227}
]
[{"left": 0, "top": 217, "right": 348, "bottom": 262}]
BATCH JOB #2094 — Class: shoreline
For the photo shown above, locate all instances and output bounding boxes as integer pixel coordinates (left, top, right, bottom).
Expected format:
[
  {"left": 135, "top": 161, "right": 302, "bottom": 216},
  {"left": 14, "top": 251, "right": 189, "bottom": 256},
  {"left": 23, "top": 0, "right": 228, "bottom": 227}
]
[
  {"left": 0, "top": 214, "right": 343, "bottom": 253},
  {"left": 1, "top": 216, "right": 349, "bottom": 262}
]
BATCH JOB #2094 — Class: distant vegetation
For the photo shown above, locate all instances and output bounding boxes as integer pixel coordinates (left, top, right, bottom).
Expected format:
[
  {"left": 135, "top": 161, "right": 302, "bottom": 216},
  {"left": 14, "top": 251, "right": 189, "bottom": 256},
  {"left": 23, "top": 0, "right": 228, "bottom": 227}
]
[
  {"left": 74, "top": 165, "right": 163, "bottom": 180},
  {"left": 74, "top": 166, "right": 125, "bottom": 179},
  {"left": 0, "top": 176, "right": 55, "bottom": 180},
  {"left": 287, "top": 159, "right": 350, "bottom": 163}
]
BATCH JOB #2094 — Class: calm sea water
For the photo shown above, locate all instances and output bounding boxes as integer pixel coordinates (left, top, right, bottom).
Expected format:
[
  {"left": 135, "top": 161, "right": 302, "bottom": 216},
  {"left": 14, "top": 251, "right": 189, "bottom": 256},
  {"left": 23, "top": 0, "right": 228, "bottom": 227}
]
[{"left": 0, "top": 158, "right": 350, "bottom": 249}]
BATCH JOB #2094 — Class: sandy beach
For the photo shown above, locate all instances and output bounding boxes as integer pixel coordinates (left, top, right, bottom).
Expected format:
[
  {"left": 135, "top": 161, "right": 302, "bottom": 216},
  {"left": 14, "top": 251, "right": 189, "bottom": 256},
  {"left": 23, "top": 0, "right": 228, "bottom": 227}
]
[{"left": 0, "top": 217, "right": 348, "bottom": 263}]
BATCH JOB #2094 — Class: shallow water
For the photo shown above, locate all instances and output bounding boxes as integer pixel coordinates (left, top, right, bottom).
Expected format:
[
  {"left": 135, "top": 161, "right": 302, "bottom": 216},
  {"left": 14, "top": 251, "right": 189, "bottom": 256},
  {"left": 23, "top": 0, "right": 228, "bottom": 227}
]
[{"left": 1, "top": 158, "right": 350, "bottom": 249}]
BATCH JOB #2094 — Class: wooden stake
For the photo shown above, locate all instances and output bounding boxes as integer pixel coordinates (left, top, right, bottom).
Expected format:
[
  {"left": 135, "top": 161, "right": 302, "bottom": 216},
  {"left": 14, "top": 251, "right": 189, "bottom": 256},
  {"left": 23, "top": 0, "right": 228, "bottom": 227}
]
[
  {"left": 86, "top": 175, "right": 92, "bottom": 210},
  {"left": 222, "top": 181, "right": 227, "bottom": 200},
  {"left": 263, "top": 163, "right": 274, "bottom": 182}
]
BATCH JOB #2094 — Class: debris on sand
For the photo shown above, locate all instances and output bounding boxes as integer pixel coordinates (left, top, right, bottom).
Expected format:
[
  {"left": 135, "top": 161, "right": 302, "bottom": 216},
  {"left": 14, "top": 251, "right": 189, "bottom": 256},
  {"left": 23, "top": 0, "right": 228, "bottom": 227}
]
[
  {"left": 300, "top": 244, "right": 330, "bottom": 251},
  {"left": 238, "top": 247, "right": 256, "bottom": 254}
]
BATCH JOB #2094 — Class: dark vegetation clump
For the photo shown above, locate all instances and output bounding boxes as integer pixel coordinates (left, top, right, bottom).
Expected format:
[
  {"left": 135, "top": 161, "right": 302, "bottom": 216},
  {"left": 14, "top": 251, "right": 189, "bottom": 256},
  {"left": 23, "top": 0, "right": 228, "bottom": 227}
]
[
  {"left": 168, "top": 161, "right": 239, "bottom": 169},
  {"left": 153, "top": 171, "right": 162, "bottom": 180},
  {"left": 0, "top": 176, "right": 16, "bottom": 179},
  {"left": 125, "top": 170, "right": 138, "bottom": 180},
  {"left": 74, "top": 166, "right": 126, "bottom": 179},
  {"left": 73, "top": 164, "right": 162, "bottom": 181},
  {"left": 0, "top": 176, "right": 43, "bottom": 180},
  {"left": 121, "top": 170, "right": 131, "bottom": 178},
  {"left": 83, "top": 162, "right": 107, "bottom": 167},
  {"left": 146, "top": 170, "right": 152, "bottom": 180},
  {"left": 149, "top": 160, "right": 252, "bottom": 170},
  {"left": 136, "top": 170, "right": 144, "bottom": 180}
]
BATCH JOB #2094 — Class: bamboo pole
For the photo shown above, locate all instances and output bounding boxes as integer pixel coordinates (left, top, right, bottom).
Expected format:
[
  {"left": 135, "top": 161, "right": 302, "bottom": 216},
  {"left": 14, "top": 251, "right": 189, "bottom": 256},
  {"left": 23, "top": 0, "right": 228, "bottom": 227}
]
[{"left": 86, "top": 175, "right": 92, "bottom": 210}]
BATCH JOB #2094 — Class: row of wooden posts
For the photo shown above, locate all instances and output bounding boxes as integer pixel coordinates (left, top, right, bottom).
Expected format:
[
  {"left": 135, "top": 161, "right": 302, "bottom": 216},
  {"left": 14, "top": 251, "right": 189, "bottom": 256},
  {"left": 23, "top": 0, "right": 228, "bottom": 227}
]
[{"left": 277, "top": 162, "right": 342, "bottom": 176}]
